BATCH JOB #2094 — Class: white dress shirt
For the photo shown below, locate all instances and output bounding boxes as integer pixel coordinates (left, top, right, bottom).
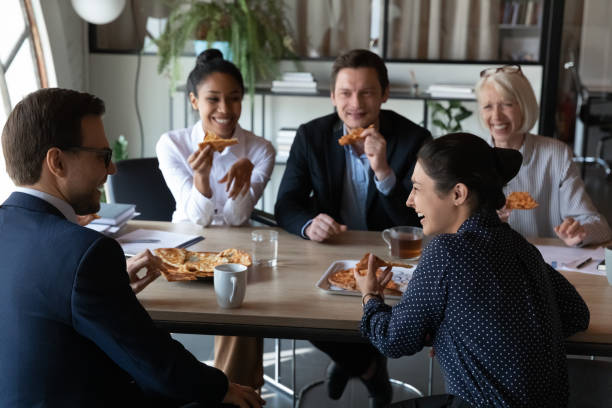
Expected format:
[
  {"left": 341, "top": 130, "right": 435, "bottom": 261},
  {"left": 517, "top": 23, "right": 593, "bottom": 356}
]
[
  {"left": 156, "top": 121, "right": 275, "bottom": 226},
  {"left": 489, "top": 133, "right": 612, "bottom": 245},
  {"left": 14, "top": 187, "right": 78, "bottom": 224}
]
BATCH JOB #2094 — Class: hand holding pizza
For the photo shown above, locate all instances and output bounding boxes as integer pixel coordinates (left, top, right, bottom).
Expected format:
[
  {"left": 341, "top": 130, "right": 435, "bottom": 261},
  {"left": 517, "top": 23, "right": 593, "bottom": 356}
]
[
  {"left": 126, "top": 250, "right": 164, "bottom": 294},
  {"left": 189, "top": 144, "right": 215, "bottom": 197},
  {"left": 362, "top": 127, "right": 392, "bottom": 182},
  {"left": 76, "top": 214, "right": 98, "bottom": 226},
  {"left": 354, "top": 253, "right": 392, "bottom": 297},
  {"left": 305, "top": 213, "right": 347, "bottom": 242},
  {"left": 554, "top": 217, "right": 587, "bottom": 246},
  {"left": 222, "top": 382, "right": 265, "bottom": 408},
  {"left": 219, "top": 157, "right": 254, "bottom": 200}
]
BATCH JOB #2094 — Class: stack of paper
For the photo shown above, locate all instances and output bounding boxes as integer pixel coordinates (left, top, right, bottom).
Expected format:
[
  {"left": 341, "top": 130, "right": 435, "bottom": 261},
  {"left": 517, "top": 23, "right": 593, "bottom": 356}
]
[
  {"left": 276, "top": 127, "right": 297, "bottom": 163},
  {"left": 271, "top": 72, "right": 318, "bottom": 94},
  {"left": 535, "top": 244, "right": 606, "bottom": 276},
  {"left": 116, "top": 229, "right": 205, "bottom": 256},
  {"left": 426, "top": 84, "right": 475, "bottom": 99}
]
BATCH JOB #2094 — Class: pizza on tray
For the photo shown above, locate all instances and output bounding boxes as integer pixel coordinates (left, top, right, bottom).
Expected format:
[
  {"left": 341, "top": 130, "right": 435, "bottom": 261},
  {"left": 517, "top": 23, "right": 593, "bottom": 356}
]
[
  {"left": 154, "top": 248, "right": 251, "bottom": 281},
  {"left": 505, "top": 191, "right": 538, "bottom": 210},
  {"left": 327, "top": 253, "right": 413, "bottom": 296},
  {"left": 198, "top": 130, "right": 239, "bottom": 153},
  {"left": 337, "top": 124, "right": 374, "bottom": 146}
]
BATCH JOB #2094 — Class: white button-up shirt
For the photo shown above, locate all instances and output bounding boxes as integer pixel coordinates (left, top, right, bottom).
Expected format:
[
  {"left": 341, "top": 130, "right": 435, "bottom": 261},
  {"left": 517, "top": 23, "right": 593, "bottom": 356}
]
[{"left": 156, "top": 121, "right": 275, "bottom": 226}]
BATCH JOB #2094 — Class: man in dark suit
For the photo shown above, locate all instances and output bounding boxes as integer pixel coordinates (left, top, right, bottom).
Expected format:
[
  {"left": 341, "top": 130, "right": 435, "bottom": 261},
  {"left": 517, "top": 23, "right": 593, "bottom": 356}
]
[
  {"left": 274, "top": 50, "right": 431, "bottom": 407},
  {"left": 0, "top": 88, "right": 264, "bottom": 408}
]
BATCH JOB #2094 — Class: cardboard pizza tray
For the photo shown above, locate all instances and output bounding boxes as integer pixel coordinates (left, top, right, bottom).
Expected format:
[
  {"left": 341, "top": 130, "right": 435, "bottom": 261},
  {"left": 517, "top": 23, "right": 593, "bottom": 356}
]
[{"left": 315, "top": 259, "right": 416, "bottom": 300}]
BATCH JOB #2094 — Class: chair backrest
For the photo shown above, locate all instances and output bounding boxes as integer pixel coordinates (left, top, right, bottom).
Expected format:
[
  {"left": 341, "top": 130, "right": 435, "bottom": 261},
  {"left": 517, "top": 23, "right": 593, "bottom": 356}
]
[{"left": 106, "top": 157, "right": 176, "bottom": 221}]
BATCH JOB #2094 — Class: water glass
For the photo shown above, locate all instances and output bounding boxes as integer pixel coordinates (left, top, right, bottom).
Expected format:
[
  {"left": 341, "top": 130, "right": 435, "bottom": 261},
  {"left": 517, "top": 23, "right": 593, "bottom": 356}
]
[
  {"left": 251, "top": 230, "right": 278, "bottom": 267},
  {"left": 606, "top": 245, "right": 612, "bottom": 286}
]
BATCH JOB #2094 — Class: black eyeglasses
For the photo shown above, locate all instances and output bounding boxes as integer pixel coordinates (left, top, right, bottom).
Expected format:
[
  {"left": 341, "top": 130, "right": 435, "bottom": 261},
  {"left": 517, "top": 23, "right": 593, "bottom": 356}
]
[
  {"left": 480, "top": 64, "right": 523, "bottom": 78},
  {"left": 62, "top": 146, "right": 113, "bottom": 168}
]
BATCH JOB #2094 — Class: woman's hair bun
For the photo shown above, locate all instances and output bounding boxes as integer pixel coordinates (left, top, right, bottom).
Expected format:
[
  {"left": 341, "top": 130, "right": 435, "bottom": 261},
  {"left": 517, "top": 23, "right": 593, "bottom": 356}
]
[
  {"left": 196, "top": 48, "right": 224, "bottom": 66},
  {"left": 492, "top": 147, "right": 522, "bottom": 184}
]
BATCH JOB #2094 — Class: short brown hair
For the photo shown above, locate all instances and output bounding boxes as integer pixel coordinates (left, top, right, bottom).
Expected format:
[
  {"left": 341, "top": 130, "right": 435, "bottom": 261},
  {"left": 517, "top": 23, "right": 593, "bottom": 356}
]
[
  {"left": 331, "top": 49, "right": 389, "bottom": 92},
  {"left": 2, "top": 88, "right": 105, "bottom": 185}
]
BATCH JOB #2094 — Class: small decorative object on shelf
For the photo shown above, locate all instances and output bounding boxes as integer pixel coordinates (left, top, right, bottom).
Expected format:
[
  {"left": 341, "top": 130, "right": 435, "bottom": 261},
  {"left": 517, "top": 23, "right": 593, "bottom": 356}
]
[{"left": 271, "top": 72, "right": 317, "bottom": 94}]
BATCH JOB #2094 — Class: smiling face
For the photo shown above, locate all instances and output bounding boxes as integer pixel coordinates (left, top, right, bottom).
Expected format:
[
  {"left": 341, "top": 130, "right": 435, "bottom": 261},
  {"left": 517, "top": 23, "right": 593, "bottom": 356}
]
[
  {"left": 190, "top": 71, "right": 243, "bottom": 139},
  {"left": 61, "top": 115, "right": 116, "bottom": 215},
  {"left": 331, "top": 67, "right": 389, "bottom": 131},
  {"left": 478, "top": 82, "right": 524, "bottom": 148},
  {"left": 406, "top": 161, "right": 467, "bottom": 236}
]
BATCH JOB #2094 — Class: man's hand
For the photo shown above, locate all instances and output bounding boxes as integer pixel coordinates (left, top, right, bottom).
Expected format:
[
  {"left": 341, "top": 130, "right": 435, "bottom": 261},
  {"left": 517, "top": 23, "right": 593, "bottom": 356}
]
[
  {"left": 354, "top": 253, "right": 392, "bottom": 296},
  {"left": 126, "top": 250, "right": 164, "bottom": 294},
  {"left": 219, "top": 157, "right": 254, "bottom": 200},
  {"left": 222, "top": 382, "right": 265, "bottom": 408},
  {"left": 554, "top": 217, "right": 587, "bottom": 246},
  {"left": 76, "top": 214, "right": 98, "bottom": 226},
  {"left": 189, "top": 145, "right": 214, "bottom": 198},
  {"left": 305, "top": 213, "right": 347, "bottom": 242},
  {"left": 362, "top": 127, "right": 391, "bottom": 181},
  {"left": 497, "top": 205, "right": 512, "bottom": 223}
]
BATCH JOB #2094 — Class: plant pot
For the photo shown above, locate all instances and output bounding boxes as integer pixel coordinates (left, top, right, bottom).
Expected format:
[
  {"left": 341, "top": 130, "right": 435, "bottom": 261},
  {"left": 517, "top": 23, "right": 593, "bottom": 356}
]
[{"left": 194, "top": 40, "right": 232, "bottom": 61}]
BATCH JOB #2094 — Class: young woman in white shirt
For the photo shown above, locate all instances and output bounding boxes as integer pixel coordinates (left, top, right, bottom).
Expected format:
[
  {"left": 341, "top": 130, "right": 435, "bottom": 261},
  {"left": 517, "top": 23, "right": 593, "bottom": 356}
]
[
  {"left": 156, "top": 48, "right": 274, "bottom": 389},
  {"left": 157, "top": 48, "right": 275, "bottom": 227}
]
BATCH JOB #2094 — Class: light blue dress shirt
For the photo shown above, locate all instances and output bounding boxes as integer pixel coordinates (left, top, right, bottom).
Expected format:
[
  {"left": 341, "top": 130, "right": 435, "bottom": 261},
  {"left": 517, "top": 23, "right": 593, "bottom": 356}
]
[
  {"left": 300, "top": 124, "right": 396, "bottom": 236},
  {"left": 14, "top": 187, "right": 78, "bottom": 224}
]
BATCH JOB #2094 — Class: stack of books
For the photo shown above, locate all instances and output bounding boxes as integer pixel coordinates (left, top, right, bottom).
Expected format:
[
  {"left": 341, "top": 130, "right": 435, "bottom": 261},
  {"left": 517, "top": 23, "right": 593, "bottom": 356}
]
[
  {"left": 276, "top": 128, "right": 297, "bottom": 163},
  {"left": 87, "top": 202, "right": 137, "bottom": 234},
  {"left": 426, "top": 84, "right": 475, "bottom": 99},
  {"left": 271, "top": 72, "right": 317, "bottom": 94}
]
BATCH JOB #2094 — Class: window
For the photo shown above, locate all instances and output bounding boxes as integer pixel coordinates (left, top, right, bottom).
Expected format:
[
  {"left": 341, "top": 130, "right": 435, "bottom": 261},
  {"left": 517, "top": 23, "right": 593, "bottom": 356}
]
[{"left": 0, "top": 0, "right": 54, "bottom": 201}]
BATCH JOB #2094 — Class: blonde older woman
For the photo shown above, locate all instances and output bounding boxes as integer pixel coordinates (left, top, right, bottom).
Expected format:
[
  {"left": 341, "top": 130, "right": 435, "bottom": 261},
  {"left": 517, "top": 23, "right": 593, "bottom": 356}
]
[{"left": 475, "top": 65, "right": 611, "bottom": 246}]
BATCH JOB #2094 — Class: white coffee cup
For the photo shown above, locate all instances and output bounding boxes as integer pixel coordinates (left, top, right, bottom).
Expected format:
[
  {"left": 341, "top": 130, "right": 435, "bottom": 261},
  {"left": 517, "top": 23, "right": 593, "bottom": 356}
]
[
  {"left": 214, "top": 263, "right": 247, "bottom": 308},
  {"left": 605, "top": 246, "right": 612, "bottom": 286}
]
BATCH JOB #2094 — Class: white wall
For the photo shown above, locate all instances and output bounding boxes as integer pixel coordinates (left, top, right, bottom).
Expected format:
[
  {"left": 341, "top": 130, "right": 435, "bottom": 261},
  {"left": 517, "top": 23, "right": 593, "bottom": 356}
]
[{"left": 579, "top": 0, "right": 612, "bottom": 87}]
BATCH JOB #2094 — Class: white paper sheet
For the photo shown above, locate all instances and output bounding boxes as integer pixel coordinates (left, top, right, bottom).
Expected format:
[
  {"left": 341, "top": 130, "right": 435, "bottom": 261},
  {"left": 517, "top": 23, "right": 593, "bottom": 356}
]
[
  {"left": 535, "top": 244, "right": 606, "bottom": 276},
  {"left": 116, "top": 229, "right": 205, "bottom": 257}
]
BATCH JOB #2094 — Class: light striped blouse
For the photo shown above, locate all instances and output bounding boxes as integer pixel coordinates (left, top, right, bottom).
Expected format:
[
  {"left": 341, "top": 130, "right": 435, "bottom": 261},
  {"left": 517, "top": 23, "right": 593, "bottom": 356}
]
[{"left": 489, "top": 133, "right": 612, "bottom": 245}]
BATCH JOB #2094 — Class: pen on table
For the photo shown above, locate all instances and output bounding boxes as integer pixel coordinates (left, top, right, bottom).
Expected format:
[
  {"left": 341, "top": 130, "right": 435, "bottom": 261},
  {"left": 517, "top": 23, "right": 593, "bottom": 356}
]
[
  {"left": 118, "top": 239, "right": 161, "bottom": 244},
  {"left": 576, "top": 257, "right": 592, "bottom": 269}
]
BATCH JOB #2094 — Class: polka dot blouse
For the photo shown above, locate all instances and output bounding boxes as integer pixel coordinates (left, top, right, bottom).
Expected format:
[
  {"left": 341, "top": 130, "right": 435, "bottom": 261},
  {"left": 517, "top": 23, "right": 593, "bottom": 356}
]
[{"left": 361, "top": 210, "right": 590, "bottom": 407}]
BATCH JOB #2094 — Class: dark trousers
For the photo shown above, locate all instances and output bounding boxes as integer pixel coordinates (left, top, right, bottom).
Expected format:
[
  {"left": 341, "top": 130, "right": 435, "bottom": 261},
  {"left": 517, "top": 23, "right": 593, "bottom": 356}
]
[
  {"left": 390, "top": 394, "right": 472, "bottom": 408},
  {"left": 311, "top": 340, "right": 381, "bottom": 376}
]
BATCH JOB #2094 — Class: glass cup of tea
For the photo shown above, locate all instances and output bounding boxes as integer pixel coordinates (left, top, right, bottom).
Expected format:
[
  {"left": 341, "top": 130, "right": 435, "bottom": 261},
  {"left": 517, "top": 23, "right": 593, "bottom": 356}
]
[{"left": 381, "top": 226, "right": 424, "bottom": 261}]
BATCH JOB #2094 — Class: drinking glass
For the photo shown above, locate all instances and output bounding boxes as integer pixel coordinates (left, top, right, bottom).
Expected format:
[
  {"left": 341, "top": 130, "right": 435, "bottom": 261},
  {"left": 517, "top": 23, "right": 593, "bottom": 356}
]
[{"left": 251, "top": 230, "right": 278, "bottom": 266}]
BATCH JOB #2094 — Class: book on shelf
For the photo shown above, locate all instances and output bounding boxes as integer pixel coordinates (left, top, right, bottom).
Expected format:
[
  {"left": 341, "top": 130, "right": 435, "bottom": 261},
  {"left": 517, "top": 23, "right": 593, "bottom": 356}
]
[
  {"left": 280, "top": 72, "right": 314, "bottom": 81},
  {"left": 271, "top": 86, "right": 318, "bottom": 94},
  {"left": 271, "top": 80, "right": 317, "bottom": 89},
  {"left": 91, "top": 203, "right": 136, "bottom": 226},
  {"left": 271, "top": 72, "right": 317, "bottom": 93},
  {"left": 426, "top": 84, "right": 475, "bottom": 99}
]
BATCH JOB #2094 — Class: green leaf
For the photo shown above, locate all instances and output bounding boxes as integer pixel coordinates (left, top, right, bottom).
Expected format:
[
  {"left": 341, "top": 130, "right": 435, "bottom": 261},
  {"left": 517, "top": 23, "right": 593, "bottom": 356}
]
[{"left": 432, "top": 119, "right": 448, "bottom": 130}]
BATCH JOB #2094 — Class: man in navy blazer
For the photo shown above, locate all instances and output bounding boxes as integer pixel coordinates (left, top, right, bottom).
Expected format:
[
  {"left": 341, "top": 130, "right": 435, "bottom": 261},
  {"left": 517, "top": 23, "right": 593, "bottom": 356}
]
[
  {"left": 274, "top": 50, "right": 431, "bottom": 407},
  {"left": 0, "top": 88, "right": 264, "bottom": 407}
]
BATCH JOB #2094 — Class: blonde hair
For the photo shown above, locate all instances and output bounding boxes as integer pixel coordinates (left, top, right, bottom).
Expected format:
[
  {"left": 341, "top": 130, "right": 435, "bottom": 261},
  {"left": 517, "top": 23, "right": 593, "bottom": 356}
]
[{"left": 475, "top": 69, "right": 539, "bottom": 134}]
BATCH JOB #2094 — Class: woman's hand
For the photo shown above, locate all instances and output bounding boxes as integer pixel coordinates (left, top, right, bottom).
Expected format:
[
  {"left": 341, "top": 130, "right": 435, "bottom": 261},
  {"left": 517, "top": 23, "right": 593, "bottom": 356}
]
[
  {"left": 554, "top": 217, "right": 587, "bottom": 246},
  {"left": 189, "top": 145, "right": 214, "bottom": 197},
  {"left": 354, "top": 254, "right": 392, "bottom": 297},
  {"left": 496, "top": 205, "right": 512, "bottom": 223},
  {"left": 126, "top": 250, "right": 165, "bottom": 294},
  {"left": 222, "top": 382, "right": 265, "bottom": 408},
  {"left": 219, "top": 157, "right": 254, "bottom": 200}
]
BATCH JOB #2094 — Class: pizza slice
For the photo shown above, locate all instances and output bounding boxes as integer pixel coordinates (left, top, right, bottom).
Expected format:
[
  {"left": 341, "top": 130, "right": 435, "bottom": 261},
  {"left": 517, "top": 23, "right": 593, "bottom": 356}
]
[
  {"left": 337, "top": 124, "right": 374, "bottom": 146},
  {"left": 327, "top": 267, "right": 402, "bottom": 296},
  {"left": 198, "top": 130, "right": 238, "bottom": 153},
  {"left": 217, "top": 248, "right": 252, "bottom": 267},
  {"left": 355, "top": 253, "right": 413, "bottom": 271},
  {"left": 506, "top": 191, "right": 538, "bottom": 210},
  {"left": 154, "top": 248, "right": 188, "bottom": 268}
]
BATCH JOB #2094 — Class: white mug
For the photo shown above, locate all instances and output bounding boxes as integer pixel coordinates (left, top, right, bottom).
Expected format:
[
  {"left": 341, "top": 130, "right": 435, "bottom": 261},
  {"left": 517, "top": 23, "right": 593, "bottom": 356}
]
[
  {"left": 214, "top": 263, "right": 247, "bottom": 308},
  {"left": 605, "top": 246, "right": 612, "bottom": 286}
]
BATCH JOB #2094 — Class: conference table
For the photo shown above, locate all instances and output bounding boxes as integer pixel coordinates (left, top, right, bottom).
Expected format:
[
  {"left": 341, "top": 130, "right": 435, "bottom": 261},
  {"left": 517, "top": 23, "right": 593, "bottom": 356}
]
[{"left": 132, "top": 221, "right": 612, "bottom": 357}]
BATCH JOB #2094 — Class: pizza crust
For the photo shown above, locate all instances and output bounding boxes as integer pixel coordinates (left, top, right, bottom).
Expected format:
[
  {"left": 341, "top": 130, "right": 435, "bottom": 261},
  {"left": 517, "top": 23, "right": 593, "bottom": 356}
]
[
  {"left": 198, "top": 130, "right": 239, "bottom": 152},
  {"left": 337, "top": 124, "right": 374, "bottom": 146},
  {"left": 506, "top": 191, "right": 538, "bottom": 210},
  {"left": 154, "top": 247, "right": 251, "bottom": 281}
]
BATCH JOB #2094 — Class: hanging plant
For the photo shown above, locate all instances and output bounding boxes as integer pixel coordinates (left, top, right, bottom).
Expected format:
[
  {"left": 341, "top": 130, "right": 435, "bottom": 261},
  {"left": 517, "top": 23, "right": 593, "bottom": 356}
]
[{"left": 155, "top": 0, "right": 296, "bottom": 98}]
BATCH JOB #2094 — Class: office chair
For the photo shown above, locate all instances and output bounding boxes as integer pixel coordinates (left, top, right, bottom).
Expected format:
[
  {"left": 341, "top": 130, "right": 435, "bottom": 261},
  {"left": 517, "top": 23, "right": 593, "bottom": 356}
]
[
  {"left": 565, "top": 61, "right": 612, "bottom": 178},
  {"left": 106, "top": 157, "right": 176, "bottom": 221}
]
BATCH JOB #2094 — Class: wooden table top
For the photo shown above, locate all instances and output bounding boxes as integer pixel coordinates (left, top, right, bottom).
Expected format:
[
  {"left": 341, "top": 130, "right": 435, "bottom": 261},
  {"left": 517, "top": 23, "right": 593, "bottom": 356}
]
[{"left": 133, "top": 221, "right": 612, "bottom": 353}]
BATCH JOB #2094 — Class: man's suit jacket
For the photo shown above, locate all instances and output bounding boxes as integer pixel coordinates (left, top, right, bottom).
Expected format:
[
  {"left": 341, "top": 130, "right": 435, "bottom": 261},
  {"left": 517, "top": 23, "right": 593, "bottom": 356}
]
[
  {"left": 0, "top": 192, "right": 227, "bottom": 407},
  {"left": 275, "top": 110, "right": 432, "bottom": 236}
]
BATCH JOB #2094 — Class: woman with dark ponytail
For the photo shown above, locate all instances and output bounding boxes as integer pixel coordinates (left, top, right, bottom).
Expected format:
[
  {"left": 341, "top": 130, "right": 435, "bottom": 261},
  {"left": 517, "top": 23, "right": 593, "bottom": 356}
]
[
  {"left": 156, "top": 49, "right": 274, "bottom": 391},
  {"left": 355, "top": 133, "right": 589, "bottom": 407}
]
